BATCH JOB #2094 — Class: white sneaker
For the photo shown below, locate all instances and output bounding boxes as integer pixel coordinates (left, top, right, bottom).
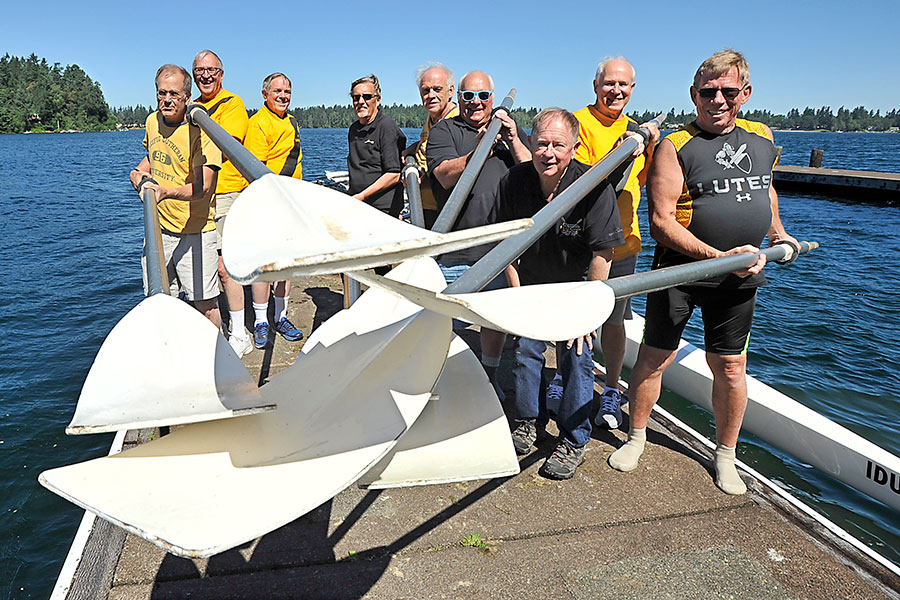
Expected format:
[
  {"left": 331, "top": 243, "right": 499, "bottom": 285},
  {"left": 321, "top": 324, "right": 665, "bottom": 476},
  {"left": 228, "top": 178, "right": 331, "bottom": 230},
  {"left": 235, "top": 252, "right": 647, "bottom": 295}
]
[{"left": 228, "top": 332, "right": 253, "bottom": 358}]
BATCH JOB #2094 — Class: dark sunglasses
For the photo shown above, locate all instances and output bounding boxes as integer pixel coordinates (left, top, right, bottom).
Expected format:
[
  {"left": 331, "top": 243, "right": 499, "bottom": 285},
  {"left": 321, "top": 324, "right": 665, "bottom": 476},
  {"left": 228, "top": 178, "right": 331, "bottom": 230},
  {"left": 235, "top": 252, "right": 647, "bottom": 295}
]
[
  {"left": 460, "top": 90, "right": 492, "bottom": 102},
  {"left": 350, "top": 93, "right": 376, "bottom": 102},
  {"left": 697, "top": 85, "right": 746, "bottom": 100}
]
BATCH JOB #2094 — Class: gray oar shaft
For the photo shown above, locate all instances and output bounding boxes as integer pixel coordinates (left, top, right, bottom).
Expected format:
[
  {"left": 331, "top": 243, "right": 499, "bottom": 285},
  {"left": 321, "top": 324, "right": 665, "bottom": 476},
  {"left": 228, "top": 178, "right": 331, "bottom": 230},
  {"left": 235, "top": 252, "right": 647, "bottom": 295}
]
[
  {"left": 607, "top": 241, "right": 820, "bottom": 299},
  {"left": 446, "top": 118, "right": 662, "bottom": 294},
  {"left": 403, "top": 156, "right": 425, "bottom": 228},
  {"left": 187, "top": 105, "right": 272, "bottom": 183},
  {"left": 431, "top": 90, "right": 517, "bottom": 234},
  {"left": 142, "top": 188, "right": 170, "bottom": 296}
]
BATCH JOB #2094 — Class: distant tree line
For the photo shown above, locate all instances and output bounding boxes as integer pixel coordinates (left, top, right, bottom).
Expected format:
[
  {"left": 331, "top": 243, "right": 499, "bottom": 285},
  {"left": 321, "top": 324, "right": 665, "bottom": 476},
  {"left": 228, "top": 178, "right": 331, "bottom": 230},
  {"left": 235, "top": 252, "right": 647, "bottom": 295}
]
[
  {"left": 0, "top": 53, "right": 117, "bottom": 133},
  {"left": 629, "top": 107, "right": 900, "bottom": 131}
]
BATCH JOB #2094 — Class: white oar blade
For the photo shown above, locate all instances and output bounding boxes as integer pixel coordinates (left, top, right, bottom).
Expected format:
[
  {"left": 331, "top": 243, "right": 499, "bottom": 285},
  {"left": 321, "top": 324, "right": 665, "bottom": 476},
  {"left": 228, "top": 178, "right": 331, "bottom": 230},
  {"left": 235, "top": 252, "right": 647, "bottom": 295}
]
[
  {"left": 41, "top": 303, "right": 453, "bottom": 558},
  {"left": 222, "top": 174, "right": 531, "bottom": 283},
  {"left": 359, "top": 334, "right": 519, "bottom": 488},
  {"left": 67, "top": 294, "right": 271, "bottom": 435},
  {"left": 349, "top": 271, "right": 616, "bottom": 341}
]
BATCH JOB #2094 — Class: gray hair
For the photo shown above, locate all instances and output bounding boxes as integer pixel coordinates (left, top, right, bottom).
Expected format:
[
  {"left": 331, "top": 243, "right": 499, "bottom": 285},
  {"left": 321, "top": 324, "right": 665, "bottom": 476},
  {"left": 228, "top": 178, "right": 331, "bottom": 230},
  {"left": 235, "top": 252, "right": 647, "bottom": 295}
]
[
  {"left": 594, "top": 56, "right": 635, "bottom": 84},
  {"left": 192, "top": 49, "right": 223, "bottom": 71},
  {"left": 415, "top": 62, "right": 454, "bottom": 89},
  {"left": 263, "top": 72, "right": 292, "bottom": 91},
  {"left": 155, "top": 64, "right": 191, "bottom": 96},
  {"left": 531, "top": 108, "right": 579, "bottom": 145},
  {"left": 459, "top": 70, "right": 494, "bottom": 91},
  {"left": 350, "top": 74, "right": 381, "bottom": 97}
]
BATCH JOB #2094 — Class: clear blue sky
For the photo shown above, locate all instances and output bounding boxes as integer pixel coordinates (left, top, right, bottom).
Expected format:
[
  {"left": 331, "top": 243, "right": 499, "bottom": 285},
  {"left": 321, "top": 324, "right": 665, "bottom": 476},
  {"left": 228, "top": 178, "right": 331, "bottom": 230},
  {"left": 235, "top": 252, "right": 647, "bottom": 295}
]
[{"left": 5, "top": 0, "right": 898, "bottom": 115}]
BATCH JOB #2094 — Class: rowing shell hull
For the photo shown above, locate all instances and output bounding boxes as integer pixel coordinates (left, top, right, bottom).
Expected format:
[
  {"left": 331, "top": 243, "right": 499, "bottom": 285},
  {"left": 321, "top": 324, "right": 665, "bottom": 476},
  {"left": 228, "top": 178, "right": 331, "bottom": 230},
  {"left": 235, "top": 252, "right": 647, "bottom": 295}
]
[{"left": 622, "top": 313, "right": 900, "bottom": 513}]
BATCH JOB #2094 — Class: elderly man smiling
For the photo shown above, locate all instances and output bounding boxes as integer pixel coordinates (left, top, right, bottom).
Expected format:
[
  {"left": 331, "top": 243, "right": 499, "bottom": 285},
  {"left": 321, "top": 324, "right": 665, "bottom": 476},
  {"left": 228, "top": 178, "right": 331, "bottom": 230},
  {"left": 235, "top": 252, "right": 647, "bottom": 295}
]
[{"left": 497, "top": 108, "right": 623, "bottom": 480}]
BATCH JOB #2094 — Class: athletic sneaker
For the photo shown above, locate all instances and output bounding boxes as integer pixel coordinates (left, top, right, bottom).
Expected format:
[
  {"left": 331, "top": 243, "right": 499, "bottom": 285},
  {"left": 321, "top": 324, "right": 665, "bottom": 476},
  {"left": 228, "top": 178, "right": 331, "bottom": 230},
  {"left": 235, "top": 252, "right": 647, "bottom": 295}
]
[
  {"left": 273, "top": 317, "right": 304, "bottom": 342},
  {"left": 594, "top": 389, "right": 623, "bottom": 429},
  {"left": 228, "top": 333, "right": 253, "bottom": 358},
  {"left": 546, "top": 373, "right": 563, "bottom": 415},
  {"left": 511, "top": 419, "right": 545, "bottom": 455},
  {"left": 539, "top": 440, "right": 586, "bottom": 480},
  {"left": 253, "top": 322, "right": 270, "bottom": 349}
]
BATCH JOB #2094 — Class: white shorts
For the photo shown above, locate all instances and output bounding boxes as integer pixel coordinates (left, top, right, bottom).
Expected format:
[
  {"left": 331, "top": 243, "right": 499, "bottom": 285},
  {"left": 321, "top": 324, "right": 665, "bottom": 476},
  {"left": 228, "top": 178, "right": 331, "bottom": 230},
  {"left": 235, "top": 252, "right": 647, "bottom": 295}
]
[
  {"left": 142, "top": 229, "right": 219, "bottom": 301},
  {"left": 214, "top": 191, "right": 241, "bottom": 251}
]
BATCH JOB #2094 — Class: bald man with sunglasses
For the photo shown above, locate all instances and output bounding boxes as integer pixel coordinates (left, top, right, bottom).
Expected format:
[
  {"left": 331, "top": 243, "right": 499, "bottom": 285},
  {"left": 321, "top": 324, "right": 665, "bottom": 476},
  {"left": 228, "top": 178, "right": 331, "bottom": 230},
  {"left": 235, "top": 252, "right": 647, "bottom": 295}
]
[{"left": 609, "top": 49, "right": 798, "bottom": 496}]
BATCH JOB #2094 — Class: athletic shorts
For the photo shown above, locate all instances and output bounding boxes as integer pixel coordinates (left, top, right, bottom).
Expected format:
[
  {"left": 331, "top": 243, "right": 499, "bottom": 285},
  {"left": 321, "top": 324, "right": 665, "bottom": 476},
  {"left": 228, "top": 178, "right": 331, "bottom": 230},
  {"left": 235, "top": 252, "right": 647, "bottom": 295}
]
[
  {"left": 142, "top": 229, "right": 220, "bottom": 301},
  {"left": 643, "top": 285, "right": 757, "bottom": 355},
  {"left": 214, "top": 191, "right": 241, "bottom": 251},
  {"left": 606, "top": 253, "right": 638, "bottom": 325}
]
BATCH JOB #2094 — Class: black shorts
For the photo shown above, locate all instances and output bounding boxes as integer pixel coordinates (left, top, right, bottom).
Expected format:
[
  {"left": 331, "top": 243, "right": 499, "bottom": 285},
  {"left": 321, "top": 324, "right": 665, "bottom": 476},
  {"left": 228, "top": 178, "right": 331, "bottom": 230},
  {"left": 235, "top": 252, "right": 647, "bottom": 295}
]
[{"left": 643, "top": 285, "right": 757, "bottom": 355}]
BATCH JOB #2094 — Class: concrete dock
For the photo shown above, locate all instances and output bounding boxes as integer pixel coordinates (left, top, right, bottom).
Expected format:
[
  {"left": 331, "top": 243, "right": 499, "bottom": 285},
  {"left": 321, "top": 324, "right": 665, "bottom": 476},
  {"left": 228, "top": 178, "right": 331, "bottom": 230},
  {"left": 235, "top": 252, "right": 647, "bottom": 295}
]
[{"left": 59, "top": 275, "right": 900, "bottom": 599}]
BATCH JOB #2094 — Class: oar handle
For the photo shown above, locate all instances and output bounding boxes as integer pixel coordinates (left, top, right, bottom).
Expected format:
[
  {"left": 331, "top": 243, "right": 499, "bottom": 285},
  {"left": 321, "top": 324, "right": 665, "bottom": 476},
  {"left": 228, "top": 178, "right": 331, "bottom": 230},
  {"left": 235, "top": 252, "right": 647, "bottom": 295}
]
[
  {"left": 142, "top": 187, "right": 170, "bottom": 296},
  {"left": 446, "top": 114, "right": 666, "bottom": 294},
  {"left": 187, "top": 105, "right": 272, "bottom": 183},
  {"left": 403, "top": 156, "right": 426, "bottom": 228},
  {"left": 607, "top": 240, "right": 819, "bottom": 299},
  {"left": 431, "top": 89, "right": 517, "bottom": 234}
]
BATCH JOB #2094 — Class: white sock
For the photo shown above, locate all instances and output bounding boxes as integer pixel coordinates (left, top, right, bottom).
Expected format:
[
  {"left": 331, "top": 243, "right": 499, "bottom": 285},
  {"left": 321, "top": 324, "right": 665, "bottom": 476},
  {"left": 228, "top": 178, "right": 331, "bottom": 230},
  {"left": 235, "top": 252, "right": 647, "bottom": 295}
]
[
  {"left": 608, "top": 427, "right": 646, "bottom": 472},
  {"left": 714, "top": 444, "right": 747, "bottom": 495},
  {"left": 229, "top": 310, "right": 247, "bottom": 338},
  {"left": 253, "top": 302, "right": 268, "bottom": 325},
  {"left": 273, "top": 295, "right": 289, "bottom": 322}
]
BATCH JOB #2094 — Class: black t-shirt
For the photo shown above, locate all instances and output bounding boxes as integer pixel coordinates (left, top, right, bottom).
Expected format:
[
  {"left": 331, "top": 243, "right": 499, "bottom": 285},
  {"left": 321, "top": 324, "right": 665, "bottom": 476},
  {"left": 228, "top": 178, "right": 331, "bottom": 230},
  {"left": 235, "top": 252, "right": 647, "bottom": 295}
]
[
  {"left": 426, "top": 115, "right": 528, "bottom": 264},
  {"left": 348, "top": 111, "right": 407, "bottom": 216},
  {"left": 496, "top": 160, "right": 624, "bottom": 286}
]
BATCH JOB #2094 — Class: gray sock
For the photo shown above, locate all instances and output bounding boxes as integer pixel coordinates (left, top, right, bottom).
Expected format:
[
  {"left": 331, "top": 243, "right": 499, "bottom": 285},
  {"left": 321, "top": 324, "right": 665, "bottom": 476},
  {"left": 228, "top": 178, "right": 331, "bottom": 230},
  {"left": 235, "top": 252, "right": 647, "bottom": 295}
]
[
  {"left": 608, "top": 427, "right": 646, "bottom": 472},
  {"left": 714, "top": 444, "right": 747, "bottom": 495}
]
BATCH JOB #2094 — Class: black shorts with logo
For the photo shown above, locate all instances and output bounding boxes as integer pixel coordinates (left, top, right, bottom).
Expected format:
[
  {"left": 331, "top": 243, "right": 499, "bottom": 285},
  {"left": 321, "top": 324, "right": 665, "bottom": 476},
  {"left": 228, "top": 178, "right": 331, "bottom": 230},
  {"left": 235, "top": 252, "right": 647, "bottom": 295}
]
[{"left": 643, "top": 285, "right": 757, "bottom": 355}]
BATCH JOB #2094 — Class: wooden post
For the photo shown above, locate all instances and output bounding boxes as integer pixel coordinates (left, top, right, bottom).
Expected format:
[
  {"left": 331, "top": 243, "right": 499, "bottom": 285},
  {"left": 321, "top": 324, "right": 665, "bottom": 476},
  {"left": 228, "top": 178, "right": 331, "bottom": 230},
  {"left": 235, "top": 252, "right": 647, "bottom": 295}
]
[
  {"left": 774, "top": 145, "right": 783, "bottom": 164},
  {"left": 809, "top": 148, "right": 824, "bottom": 168}
]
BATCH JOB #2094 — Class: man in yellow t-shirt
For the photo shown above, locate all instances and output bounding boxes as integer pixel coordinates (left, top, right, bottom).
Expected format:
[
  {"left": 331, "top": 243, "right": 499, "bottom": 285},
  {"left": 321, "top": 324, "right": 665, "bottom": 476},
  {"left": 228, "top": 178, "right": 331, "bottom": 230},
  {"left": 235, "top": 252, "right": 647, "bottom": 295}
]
[
  {"left": 192, "top": 49, "right": 253, "bottom": 356},
  {"left": 403, "top": 62, "right": 458, "bottom": 229},
  {"left": 129, "top": 64, "right": 222, "bottom": 327},
  {"left": 242, "top": 72, "right": 304, "bottom": 349},
  {"left": 571, "top": 57, "right": 659, "bottom": 429}
]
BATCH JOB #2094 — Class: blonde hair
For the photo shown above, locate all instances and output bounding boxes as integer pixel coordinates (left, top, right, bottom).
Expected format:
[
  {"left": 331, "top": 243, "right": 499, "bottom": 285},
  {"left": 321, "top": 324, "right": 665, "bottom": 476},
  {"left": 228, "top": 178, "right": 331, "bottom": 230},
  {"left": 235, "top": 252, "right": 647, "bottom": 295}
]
[{"left": 693, "top": 49, "right": 749, "bottom": 87}]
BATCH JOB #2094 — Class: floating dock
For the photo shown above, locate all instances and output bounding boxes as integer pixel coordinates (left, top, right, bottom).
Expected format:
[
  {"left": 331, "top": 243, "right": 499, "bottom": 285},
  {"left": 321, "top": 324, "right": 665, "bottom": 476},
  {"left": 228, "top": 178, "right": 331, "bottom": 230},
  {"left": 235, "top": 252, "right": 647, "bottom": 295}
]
[
  {"left": 52, "top": 275, "right": 900, "bottom": 599},
  {"left": 773, "top": 165, "right": 900, "bottom": 201}
]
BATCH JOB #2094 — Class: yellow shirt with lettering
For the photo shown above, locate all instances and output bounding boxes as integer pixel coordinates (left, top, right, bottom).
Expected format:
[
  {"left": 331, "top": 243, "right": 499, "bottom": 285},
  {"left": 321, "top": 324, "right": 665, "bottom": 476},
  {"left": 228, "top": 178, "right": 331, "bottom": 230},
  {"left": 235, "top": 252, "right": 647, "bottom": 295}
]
[
  {"left": 415, "top": 104, "right": 459, "bottom": 211},
  {"left": 574, "top": 105, "right": 648, "bottom": 259},
  {"left": 143, "top": 112, "right": 221, "bottom": 234},
  {"left": 195, "top": 88, "right": 249, "bottom": 194},
  {"left": 244, "top": 105, "right": 302, "bottom": 179}
]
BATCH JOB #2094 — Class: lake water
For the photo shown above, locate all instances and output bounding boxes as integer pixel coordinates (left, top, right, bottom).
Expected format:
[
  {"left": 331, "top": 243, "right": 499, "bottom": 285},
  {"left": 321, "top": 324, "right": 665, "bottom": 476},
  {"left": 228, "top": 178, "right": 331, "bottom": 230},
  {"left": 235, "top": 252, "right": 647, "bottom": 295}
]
[{"left": 0, "top": 128, "right": 898, "bottom": 599}]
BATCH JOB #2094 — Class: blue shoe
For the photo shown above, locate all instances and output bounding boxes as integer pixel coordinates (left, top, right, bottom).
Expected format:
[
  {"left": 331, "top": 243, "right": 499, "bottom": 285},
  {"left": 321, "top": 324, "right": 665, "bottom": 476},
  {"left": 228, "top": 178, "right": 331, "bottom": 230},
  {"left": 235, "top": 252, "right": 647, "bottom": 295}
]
[
  {"left": 594, "top": 389, "right": 623, "bottom": 429},
  {"left": 546, "top": 373, "right": 563, "bottom": 416},
  {"left": 253, "top": 322, "right": 270, "bottom": 349},
  {"left": 273, "top": 317, "right": 304, "bottom": 342}
]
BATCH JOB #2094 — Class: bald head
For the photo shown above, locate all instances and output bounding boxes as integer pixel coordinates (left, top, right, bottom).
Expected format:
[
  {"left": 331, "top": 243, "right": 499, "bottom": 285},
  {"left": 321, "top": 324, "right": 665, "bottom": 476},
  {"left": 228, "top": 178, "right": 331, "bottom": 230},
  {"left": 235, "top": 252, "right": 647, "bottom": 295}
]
[{"left": 592, "top": 57, "right": 635, "bottom": 119}]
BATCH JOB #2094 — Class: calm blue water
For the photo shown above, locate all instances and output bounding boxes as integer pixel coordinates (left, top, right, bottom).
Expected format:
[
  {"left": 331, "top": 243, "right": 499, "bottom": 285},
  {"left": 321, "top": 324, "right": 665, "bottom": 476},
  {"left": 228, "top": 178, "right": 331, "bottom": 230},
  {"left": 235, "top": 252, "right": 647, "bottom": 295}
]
[{"left": 0, "top": 129, "right": 898, "bottom": 598}]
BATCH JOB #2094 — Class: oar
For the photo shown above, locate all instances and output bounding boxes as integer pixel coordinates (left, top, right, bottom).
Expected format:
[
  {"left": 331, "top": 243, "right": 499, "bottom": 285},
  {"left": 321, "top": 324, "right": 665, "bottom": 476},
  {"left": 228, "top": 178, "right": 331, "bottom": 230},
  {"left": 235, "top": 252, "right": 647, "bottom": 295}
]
[
  {"left": 186, "top": 105, "right": 532, "bottom": 282},
  {"left": 431, "top": 89, "right": 517, "bottom": 234},
  {"left": 67, "top": 188, "right": 273, "bottom": 435},
  {"left": 403, "top": 156, "right": 426, "bottom": 228}
]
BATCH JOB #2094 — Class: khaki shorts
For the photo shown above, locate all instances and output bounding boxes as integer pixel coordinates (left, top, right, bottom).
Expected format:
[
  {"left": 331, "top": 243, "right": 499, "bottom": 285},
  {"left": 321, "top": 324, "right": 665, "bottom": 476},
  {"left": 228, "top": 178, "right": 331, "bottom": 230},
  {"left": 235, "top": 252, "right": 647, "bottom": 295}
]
[
  {"left": 214, "top": 191, "right": 241, "bottom": 251},
  {"left": 142, "top": 229, "right": 219, "bottom": 301}
]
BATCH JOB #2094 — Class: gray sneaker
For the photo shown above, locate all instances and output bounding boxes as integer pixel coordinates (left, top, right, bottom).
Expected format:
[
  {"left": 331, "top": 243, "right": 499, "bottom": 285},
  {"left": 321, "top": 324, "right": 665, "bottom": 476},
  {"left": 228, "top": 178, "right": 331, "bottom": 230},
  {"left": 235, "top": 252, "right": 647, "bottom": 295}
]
[
  {"left": 511, "top": 419, "right": 545, "bottom": 455},
  {"left": 594, "top": 389, "right": 623, "bottom": 429},
  {"left": 539, "top": 440, "right": 586, "bottom": 480}
]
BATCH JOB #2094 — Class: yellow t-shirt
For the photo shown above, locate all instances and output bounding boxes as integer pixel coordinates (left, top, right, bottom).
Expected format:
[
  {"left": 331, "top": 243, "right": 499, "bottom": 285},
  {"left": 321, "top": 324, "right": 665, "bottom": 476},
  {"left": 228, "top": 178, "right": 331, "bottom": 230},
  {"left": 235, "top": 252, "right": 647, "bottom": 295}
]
[
  {"left": 244, "top": 105, "right": 302, "bottom": 179},
  {"left": 573, "top": 105, "right": 648, "bottom": 259},
  {"left": 195, "top": 88, "right": 249, "bottom": 194},
  {"left": 143, "top": 112, "right": 221, "bottom": 234},
  {"left": 414, "top": 104, "right": 459, "bottom": 211}
]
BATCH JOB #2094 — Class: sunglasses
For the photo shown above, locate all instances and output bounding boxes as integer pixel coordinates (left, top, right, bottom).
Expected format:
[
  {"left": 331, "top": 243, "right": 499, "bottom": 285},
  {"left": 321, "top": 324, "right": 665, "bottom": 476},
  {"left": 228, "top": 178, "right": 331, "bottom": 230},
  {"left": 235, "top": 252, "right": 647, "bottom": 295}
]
[
  {"left": 351, "top": 93, "right": 377, "bottom": 102},
  {"left": 696, "top": 85, "right": 746, "bottom": 100},
  {"left": 460, "top": 90, "right": 493, "bottom": 102}
]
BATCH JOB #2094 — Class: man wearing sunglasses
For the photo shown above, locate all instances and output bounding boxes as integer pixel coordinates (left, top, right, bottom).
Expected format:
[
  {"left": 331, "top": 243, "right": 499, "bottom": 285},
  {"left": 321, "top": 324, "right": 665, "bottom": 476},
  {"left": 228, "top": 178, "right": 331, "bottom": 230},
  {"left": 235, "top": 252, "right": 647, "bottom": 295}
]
[
  {"left": 192, "top": 49, "right": 253, "bottom": 357},
  {"left": 426, "top": 69, "right": 531, "bottom": 391},
  {"left": 609, "top": 49, "right": 798, "bottom": 496}
]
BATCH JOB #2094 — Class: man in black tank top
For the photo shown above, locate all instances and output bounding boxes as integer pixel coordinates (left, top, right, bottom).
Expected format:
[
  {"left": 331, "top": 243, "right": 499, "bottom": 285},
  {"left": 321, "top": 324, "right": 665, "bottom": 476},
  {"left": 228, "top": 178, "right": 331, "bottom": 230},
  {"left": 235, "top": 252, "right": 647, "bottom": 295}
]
[{"left": 608, "top": 50, "right": 799, "bottom": 495}]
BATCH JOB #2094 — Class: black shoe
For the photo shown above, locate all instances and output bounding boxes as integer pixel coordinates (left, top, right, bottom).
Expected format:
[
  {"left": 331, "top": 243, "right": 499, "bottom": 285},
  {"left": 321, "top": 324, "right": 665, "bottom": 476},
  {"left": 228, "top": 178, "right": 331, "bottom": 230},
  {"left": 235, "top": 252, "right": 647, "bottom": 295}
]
[{"left": 539, "top": 440, "right": 586, "bottom": 480}]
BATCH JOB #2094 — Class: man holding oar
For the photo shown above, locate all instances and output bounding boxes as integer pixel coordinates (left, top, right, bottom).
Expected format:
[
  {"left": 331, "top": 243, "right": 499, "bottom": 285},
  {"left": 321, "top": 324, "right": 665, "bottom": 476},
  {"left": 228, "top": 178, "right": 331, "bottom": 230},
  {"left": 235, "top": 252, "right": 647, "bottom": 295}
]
[
  {"left": 426, "top": 70, "right": 531, "bottom": 390},
  {"left": 609, "top": 49, "right": 798, "bottom": 494},
  {"left": 572, "top": 57, "right": 659, "bottom": 429},
  {"left": 498, "top": 108, "right": 623, "bottom": 479},
  {"left": 192, "top": 49, "right": 253, "bottom": 357},
  {"left": 130, "top": 65, "right": 222, "bottom": 328}
]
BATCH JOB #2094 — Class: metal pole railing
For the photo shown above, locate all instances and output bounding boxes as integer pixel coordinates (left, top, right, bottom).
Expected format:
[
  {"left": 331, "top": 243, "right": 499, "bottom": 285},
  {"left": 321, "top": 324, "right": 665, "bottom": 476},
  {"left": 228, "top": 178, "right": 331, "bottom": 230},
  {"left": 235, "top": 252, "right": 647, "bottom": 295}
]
[
  {"left": 403, "top": 156, "right": 425, "bottom": 228},
  {"left": 187, "top": 105, "right": 271, "bottom": 183},
  {"left": 142, "top": 187, "right": 169, "bottom": 296}
]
